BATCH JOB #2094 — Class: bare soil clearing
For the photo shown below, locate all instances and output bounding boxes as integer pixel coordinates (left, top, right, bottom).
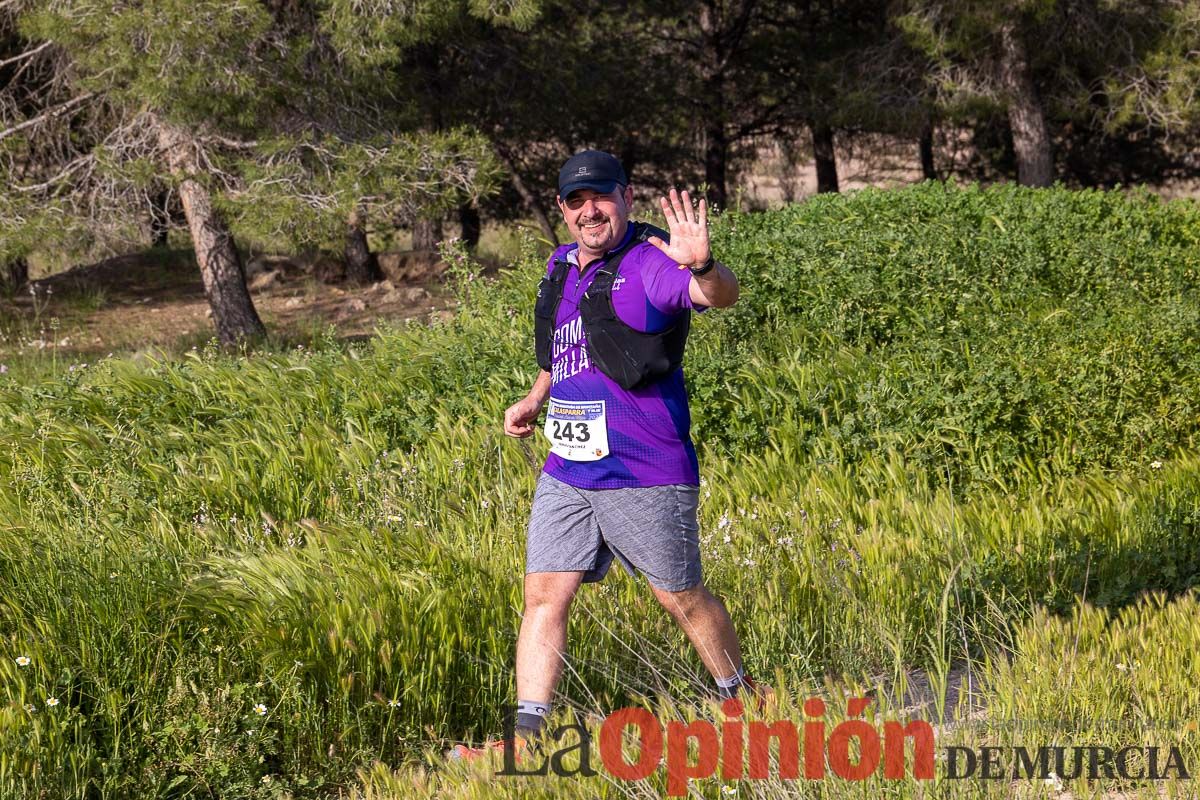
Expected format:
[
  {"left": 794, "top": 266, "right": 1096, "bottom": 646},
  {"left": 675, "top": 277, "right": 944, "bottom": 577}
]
[{"left": 0, "top": 248, "right": 458, "bottom": 361}]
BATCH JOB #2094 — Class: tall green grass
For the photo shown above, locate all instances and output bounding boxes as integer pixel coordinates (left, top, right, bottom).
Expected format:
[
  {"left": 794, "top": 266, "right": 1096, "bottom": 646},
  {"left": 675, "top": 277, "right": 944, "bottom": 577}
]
[
  {"left": 351, "top": 592, "right": 1200, "bottom": 800},
  {"left": 0, "top": 183, "right": 1198, "bottom": 797}
]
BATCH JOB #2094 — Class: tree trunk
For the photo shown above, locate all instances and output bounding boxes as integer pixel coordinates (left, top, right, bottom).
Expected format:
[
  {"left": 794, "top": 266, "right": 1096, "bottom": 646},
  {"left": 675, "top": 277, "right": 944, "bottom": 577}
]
[
  {"left": 498, "top": 149, "right": 558, "bottom": 246},
  {"left": 920, "top": 125, "right": 937, "bottom": 181},
  {"left": 698, "top": 4, "right": 728, "bottom": 209},
  {"left": 812, "top": 122, "right": 840, "bottom": 193},
  {"left": 1, "top": 257, "right": 28, "bottom": 296},
  {"left": 344, "top": 206, "right": 381, "bottom": 285},
  {"left": 619, "top": 140, "right": 639, "bottom": 186},
  {"left": 458, "top": 203, "right": 481, "bottom": 250},
  {"left": 154, "top": 118, "right": 265, "bottom": 345},
  {"left": 998, "top": 22, "right": 1053, "bottom": 188},
  {"left": 412, "top": 215, "right": 443, "bottom": 251},
  {"left": 775, "top": 133, "right": 806, "bottom": 203},
  {"left": 703, "top": 114, "right": 729, "bottom": 209}
]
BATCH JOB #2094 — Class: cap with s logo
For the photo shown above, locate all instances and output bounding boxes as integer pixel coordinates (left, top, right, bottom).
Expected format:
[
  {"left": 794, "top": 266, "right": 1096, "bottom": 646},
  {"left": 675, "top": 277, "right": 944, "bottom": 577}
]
[{"left": 558, "top": 150, "right": 627, "bottom": 198}]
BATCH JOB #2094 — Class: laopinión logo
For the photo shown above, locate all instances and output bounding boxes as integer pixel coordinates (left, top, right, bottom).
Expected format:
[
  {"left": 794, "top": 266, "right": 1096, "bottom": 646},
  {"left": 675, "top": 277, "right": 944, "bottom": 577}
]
[
  {"left": 496, "top": 698, "right": 1192, "bottom": 796},
  {"left": 499, "top": 697, "right": 934, "bottom": 796}
]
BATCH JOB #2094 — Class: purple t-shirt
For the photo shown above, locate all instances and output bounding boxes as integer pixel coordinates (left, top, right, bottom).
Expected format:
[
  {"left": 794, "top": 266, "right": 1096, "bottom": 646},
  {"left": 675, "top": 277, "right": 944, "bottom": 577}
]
[{"left": 543, "top": 223, "right": 702, "bottom": 489}]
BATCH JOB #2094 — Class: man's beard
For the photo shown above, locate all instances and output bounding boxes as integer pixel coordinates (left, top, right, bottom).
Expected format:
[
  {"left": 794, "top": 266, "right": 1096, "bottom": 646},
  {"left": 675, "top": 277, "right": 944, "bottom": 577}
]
[{"left": 578, "top": 216, "right": 613, "bottom": 245}]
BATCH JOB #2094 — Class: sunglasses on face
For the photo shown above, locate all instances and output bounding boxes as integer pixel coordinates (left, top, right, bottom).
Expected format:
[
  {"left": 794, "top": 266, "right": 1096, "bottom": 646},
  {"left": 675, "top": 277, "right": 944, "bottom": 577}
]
[{"left": 562, "top": 191, "right": 621, "bottom": 211}]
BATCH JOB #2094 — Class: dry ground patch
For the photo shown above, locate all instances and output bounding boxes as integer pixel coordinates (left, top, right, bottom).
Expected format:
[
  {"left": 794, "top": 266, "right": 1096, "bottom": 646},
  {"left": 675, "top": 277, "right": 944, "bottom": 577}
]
[{"left": 0, "top": 247, "right": 460, "bottom": 367}]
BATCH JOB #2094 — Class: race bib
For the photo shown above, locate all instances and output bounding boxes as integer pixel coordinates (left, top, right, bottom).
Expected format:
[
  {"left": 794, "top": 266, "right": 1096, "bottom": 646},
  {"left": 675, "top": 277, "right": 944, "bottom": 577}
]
[{"left": 543, "top": 398, "right": 609, "bottom": 461}]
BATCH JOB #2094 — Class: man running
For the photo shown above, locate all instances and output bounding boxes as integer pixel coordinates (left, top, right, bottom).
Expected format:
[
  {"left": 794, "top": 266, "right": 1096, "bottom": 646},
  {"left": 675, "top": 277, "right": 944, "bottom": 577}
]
[{"left": 455, "top": 150, "right": 753, "bottom": 758}]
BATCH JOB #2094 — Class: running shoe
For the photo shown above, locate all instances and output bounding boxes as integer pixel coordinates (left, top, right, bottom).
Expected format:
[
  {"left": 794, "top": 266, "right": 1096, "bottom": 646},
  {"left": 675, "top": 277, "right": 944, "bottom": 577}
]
[
  {"left": 737, "top": 674, "right": 778, "bottom": 713},
  {"left": 446, "top": 736, "right": 532, "bottom": 764}
]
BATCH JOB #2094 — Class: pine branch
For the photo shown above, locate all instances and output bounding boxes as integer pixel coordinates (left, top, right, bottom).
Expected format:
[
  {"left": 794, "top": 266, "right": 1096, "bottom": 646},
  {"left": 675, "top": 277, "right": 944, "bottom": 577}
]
[
  {"left": 0, "top": 91, "right": 95, "bottom": 143},
  {"left": 0, "top": 40, "right": 52, "bottom": 70},
  {"left": 13, "top": 152, "right": 93, "bottom": 193}
]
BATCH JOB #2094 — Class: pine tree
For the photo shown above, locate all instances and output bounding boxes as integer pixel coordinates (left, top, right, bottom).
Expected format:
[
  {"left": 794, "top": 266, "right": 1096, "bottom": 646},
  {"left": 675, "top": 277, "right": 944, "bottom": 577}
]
[
  {"left": 0, "top": 0, "right": 531, "bottom": 343},
  {"left": 894, "top": 0, "right": 1200, "bottom": 187}
]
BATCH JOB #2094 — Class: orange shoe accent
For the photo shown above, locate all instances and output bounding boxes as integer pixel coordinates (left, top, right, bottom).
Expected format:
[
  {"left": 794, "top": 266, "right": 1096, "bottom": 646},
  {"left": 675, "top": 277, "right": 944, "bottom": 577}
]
[{"left": 447, "top": 736, "right": 530, "bottom": 763}]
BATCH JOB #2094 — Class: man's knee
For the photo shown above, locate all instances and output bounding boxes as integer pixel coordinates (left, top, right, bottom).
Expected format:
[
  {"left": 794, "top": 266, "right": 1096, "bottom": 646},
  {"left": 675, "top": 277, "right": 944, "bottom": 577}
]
[
  {"left": 653, "top": 582, "right": 720, "bottom": 621},
  {"left": 523, "top": 571, "right": 583, "bottom": 618}
]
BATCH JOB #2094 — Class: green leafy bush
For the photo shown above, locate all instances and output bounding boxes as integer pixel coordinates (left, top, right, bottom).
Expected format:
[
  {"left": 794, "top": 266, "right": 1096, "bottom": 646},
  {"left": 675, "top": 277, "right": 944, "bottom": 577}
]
[{"left": 690, "top": 182, "right": 1200, "bottom": 485}]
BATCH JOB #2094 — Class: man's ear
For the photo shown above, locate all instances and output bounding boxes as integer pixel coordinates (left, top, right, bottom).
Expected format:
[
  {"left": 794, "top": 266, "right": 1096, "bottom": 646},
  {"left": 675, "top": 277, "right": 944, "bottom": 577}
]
[{"left": 622, "top": 185, "right": 633, "bottom": 207}]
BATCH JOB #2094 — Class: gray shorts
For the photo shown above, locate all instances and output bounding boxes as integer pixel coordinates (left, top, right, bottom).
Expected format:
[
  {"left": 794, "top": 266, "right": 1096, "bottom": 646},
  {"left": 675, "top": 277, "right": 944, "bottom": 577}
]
[{"left": 525, "top": 472, "right": 702, "bottom": 592}]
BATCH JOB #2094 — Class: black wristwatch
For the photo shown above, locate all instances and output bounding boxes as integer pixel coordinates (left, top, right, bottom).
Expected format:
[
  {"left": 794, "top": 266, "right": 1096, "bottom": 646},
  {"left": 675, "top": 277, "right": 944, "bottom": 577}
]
[{"left": 689, "top": 256, "right": 716, "bottom": 276}]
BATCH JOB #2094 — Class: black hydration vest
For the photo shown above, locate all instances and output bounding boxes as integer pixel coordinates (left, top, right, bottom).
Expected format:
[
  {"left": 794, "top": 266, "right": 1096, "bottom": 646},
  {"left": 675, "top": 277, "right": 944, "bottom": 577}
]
[{"left": 535, "top": 222, "right": 690, "bottom": 390}]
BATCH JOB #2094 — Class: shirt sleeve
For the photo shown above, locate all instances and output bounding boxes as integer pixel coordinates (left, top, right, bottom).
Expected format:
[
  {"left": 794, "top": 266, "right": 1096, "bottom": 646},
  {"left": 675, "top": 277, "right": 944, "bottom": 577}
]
[{"left": 639, "top": 244, "right": 704, "bottom": 315}]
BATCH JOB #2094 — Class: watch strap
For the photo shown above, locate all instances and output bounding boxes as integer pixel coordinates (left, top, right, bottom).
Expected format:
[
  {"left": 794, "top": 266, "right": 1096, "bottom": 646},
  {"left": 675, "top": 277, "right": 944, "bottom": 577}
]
[{"left": 689, "top": 256, "right": 716, "bottom": 276}]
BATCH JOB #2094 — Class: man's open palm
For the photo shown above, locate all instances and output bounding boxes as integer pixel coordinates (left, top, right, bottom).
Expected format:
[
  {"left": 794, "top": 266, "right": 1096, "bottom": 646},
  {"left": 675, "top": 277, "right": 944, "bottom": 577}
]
[{"left": 646, "top": 188, "right": 710, "bottom": 269}]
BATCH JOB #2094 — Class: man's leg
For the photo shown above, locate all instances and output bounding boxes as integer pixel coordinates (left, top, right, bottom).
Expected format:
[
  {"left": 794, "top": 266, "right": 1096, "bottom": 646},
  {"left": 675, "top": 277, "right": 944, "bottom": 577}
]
[
  {"left": 452, "top": 471, "right": 603, "bottom": 761},
  {"left": 652, "top": 582, "right": 748, "bottom": 693},
  {"left": 585, "top": 482, "right": 753, "bottom": 697},
  {"left": 514, "top": 570, "right": 585, "bottom": 736}
]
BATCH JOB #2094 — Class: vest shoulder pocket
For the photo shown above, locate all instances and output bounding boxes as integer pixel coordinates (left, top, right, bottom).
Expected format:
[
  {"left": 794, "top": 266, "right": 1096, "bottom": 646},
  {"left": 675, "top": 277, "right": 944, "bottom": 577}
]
[
  {"left": 535, "top": 263, "right": 568, "bottom": 320},
  {"left": 535, "top": 277, "right": 556, "bottom": 320}
]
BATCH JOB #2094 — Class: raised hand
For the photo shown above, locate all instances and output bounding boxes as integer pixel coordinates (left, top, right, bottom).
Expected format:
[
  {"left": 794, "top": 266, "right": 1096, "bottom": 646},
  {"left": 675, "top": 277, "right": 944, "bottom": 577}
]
[{"left": 646, "top": 188, "right": 710, "bottom": 270}]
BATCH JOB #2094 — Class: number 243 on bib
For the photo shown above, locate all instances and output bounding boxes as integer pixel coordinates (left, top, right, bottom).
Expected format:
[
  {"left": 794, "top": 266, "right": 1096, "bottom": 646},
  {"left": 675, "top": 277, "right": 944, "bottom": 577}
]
[{"left": 543, "top": 398, "right": 609, "bottom": 461}]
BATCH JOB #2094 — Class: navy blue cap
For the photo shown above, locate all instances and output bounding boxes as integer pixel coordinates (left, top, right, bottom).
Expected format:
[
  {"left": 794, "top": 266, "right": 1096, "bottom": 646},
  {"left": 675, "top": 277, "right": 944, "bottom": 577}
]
[{"left": 558, "top": 150, "right": 628, "bottom": 198}]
